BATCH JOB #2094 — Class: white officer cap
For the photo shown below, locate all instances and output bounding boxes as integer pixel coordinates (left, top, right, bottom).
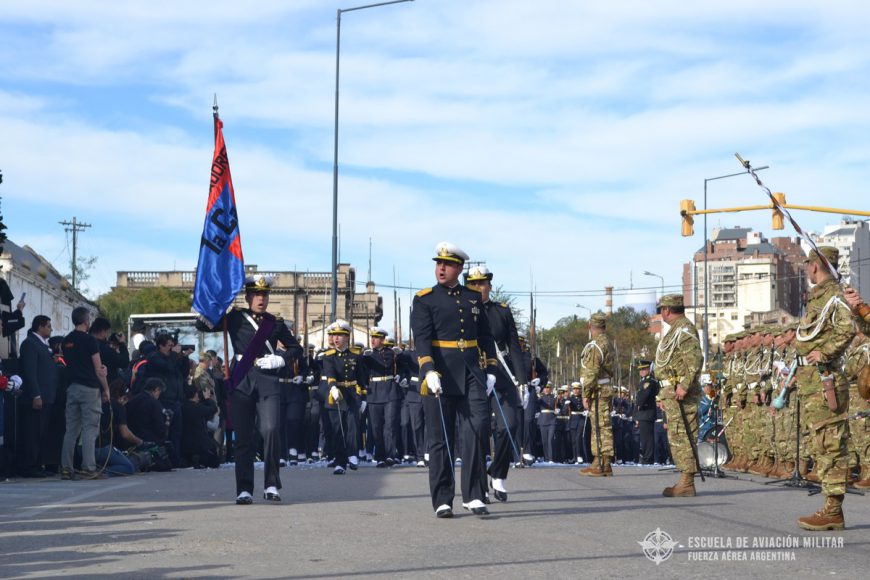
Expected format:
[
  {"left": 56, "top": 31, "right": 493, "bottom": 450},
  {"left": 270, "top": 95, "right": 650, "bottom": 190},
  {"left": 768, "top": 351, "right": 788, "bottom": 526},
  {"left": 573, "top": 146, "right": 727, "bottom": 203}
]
[
  {"left": 244, "top": 274, "right": 274, "bottom": 293},
  {"left": 433, "top": 242, "right": 469, "bottom": 264},
  {"left": 465, "top": 265, "right": 492, "bottom": 283},
  {"left": 328, "top": 319, "right": 352, "bottom": 335},
  {"left": 370, "top": 327, "right": 389, "bottom": 338}
]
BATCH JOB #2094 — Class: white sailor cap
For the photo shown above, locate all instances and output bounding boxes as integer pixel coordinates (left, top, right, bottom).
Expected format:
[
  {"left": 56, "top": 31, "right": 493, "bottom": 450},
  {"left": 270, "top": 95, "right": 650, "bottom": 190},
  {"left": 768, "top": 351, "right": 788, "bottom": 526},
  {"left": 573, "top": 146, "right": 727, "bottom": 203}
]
[
  {"left": 570, "top": 381, "right": 581, "bottom": 389},
  {"left": 465, "top": 265, "right": 493, "bottom": 283},
  {"left": 244, "top": 274, "right": 274, "bottom": 293},
  {"left": 370, "top": 326, "right": 389, "bottom": 338},
  {"left": 327, "top": 319, "right": 352, "bottom": 335},
  {"left": 433, "top": 242, "right": 469, "bottom": 264}
]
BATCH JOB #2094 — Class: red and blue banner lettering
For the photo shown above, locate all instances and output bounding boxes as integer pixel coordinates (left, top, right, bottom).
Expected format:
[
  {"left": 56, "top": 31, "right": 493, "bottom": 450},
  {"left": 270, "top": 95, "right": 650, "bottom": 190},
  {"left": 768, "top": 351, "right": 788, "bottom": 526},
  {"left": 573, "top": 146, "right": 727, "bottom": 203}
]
[{"left": 193, "top": 116, "right": 245, "bottom": 328}]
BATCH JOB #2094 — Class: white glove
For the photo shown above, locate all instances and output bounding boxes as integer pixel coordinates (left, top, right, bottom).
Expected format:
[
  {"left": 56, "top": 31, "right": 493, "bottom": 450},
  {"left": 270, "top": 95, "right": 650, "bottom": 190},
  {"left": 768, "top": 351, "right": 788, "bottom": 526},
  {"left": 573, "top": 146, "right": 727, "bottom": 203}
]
[
  {"left": 530, "top": 378, "right": 541, "bottom": 388},
  {"left": 425, "top": 371, "right": 442, "bottom": 396},
  {"left": 535, "top": 386, "right": 542, "bottom": 395},
  {"left": 9, "top": 375, "right": 22, "bottom": 391},
  {"left": 360, "top": 401, "right": 367, "bottom": 414},
  {"left": 330, "top": 386, "right": 342, "bottom": 402},
  {"left": 522, "top": 391, "right": 530, "bottom": 409},
  {"left": 291, "top": 375, "right": 303, "bottom": 385},
  {"left": 394, "top": 374, "right": 401, "bottom": 383},
  {"left": 255, "top": 354, "right": 285, "bottom": 370},
  {"left": 392, "top": 346, "right": 402, "bottom": 354},
  {"left": 399, "top": 378, "right": 409, "bottom": 388},
  {"left": 485, "top": 374, "right": 496, "bottom": 397},
  {"left": 305, "top": 375, "right": 315, "bottom": 384}
]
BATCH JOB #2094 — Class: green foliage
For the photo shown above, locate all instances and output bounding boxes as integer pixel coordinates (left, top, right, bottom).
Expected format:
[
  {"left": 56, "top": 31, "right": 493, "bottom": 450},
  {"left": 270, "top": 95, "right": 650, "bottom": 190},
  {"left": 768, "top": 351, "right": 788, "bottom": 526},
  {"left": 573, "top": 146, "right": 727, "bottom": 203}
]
[
  {"left": 96, "top": 286, "right": 193, "bottom": 330},
  {"left": 532, "top": 306, "right": 656, "bottom": 387}
]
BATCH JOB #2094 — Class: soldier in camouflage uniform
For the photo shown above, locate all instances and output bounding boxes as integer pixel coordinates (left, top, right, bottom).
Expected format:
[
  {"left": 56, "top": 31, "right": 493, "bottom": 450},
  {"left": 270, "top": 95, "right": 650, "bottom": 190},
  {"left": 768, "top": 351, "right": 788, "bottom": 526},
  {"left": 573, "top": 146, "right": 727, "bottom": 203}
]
[
  {"left": 757, "top": 327, "right": 778, "bottom": 476},
  {"left": 723, "top": 333, "right": 747, "bottom": 470},
  {"left": 733, "top": 334, "right": 753, "bottom": 472},
  {"left": 654, "top": 294, "right": 703, "bottom": 497},
  {"left": 794, "top": 247, "right": 855, "bottom": 531},
  {"left": 743, "top": 329, "right": 766, "bottom": 474},
  {"left": 579, "top": 312, "right": 615, "bottom": 477},
  {"left": 843, "top": 331, "right": 870, "bottom": 488}
]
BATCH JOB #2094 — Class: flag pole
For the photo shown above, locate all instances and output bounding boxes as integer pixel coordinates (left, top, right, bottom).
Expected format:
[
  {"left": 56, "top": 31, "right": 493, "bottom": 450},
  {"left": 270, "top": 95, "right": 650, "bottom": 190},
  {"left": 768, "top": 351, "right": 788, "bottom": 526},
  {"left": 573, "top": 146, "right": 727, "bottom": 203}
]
[{"left": 213, "top": 94, "right": 231, "bottom": 380}]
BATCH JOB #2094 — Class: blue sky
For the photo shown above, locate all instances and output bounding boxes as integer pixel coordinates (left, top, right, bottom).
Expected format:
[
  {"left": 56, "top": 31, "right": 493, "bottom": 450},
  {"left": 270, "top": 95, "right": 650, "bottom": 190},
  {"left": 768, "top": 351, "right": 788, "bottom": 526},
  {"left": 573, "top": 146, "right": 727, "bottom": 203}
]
[{"left": 2, "top": 0, "right": 870, "bottom": 329}]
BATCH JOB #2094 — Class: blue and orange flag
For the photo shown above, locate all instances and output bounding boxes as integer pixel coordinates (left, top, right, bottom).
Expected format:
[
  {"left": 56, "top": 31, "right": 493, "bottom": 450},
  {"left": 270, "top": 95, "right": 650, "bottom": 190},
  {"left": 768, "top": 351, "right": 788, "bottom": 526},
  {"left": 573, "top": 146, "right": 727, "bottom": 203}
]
[{"left": 193, "top": 113, "right": 245, "bottom": 328}]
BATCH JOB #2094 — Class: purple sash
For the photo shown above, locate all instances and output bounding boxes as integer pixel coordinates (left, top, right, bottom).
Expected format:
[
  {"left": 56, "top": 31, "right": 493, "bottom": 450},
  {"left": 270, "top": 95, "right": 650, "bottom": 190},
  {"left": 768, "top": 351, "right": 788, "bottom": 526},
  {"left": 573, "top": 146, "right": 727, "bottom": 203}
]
[{"left": 228, "top": 315, "right": 276, "bottom": 392}]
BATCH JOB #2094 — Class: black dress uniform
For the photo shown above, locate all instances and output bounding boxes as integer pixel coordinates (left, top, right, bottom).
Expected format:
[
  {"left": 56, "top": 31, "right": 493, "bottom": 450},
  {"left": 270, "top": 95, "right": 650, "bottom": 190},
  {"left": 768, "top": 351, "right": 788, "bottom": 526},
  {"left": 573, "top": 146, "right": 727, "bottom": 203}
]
[
  {"left": 634, "top": 367, "right": 659, "bottom": 465},
  {"left": 363, "top": 334, "right": 403, "bottom": 465},
  {"left": 537, "top": 389, "right": 557, "bottom": 462},
  {"left": 322, "top": 332, "right": 368, "bottom": 472},
  {"left": 521, "top": 349, "right": 548, "bottom": 460},
  {"left": 282, "top": 346, "right": 309, "bottom": 464},
  {"left": 568, "top": 389, "right": 585, "bottom": 462},
  {"left": 555, "top": 390, "right": 571, "bottom": 462},
  {"left": 480, "top": 299, "right": 527, "bottom": 483},
  {"left": 411, "top": 278, "right": 499, "bottom": 513},
  {"left": 399, "top": 347, "right": 426, "bottom": 463},
  {"left": 198, "top": 304, "right": 302, "bottom": 499}
]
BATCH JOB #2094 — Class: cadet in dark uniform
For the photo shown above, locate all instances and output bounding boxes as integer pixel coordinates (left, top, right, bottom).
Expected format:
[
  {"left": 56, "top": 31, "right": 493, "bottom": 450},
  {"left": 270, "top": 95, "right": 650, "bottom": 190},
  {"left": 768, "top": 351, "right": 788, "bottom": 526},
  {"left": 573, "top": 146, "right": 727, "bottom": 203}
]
[
  {"left": 464, "top": 265, "right": 528, "bottom": 502},
  {"left": 322, "top": 320, "right": 368, "bottom": 474},
  {"left": 281, "top": 333, "right": 309, "bottom": 465},
  {"left": 519, "top": 337, "right": 548, "bottom": 463},
  {"left": 410, "top": 242, "right": 499, "bottom": 518},
  {"left": 634, "top": 360, "right": 658, "bottom": 465},
  {"left": 537, "top": 383, "right": 557, "bottom": 462},
  {"left": 654, "top": 397, "right": 672, "bottom": 465},
  {"left": 363, "top": 327, "right": 403, "bottom": 467},
  {"left": 198, "top": 274, "right": 302, "bottom": 504},
  {"left": 569, "top": 383, "right": 585, "bottom": 463},
  {"left": 399, "top": 345, "right": 427, "bottom": 466}
]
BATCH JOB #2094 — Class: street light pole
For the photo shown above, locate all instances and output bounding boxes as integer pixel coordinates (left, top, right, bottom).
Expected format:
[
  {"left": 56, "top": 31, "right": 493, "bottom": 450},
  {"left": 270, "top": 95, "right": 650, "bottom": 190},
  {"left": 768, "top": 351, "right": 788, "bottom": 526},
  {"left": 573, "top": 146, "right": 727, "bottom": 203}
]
[
  {"left": 701, "top": 165, "right": 769, "bottom": 362},
  {"left": 642, "top": 271, "right": 664, "bottom": 299},
  {"left": 331, "top": 0, "right": 414, "bottom": 321}
]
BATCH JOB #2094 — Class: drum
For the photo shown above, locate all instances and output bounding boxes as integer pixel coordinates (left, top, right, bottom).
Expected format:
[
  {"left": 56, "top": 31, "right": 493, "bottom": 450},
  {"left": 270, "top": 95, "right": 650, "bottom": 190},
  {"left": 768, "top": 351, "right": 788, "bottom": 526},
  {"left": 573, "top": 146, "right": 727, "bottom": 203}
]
[{"left": 697, "top": 440, "right": 730, "bottom": 468}]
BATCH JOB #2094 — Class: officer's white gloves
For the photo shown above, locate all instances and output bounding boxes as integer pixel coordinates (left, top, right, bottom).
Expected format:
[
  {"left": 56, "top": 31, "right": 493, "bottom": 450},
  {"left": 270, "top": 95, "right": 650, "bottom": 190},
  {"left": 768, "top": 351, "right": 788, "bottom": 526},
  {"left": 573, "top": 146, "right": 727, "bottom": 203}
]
[
  {"left": 392, "top": 346, "right": 402, "bottom": 354},
  {"left": 535, "top": 386, "right": 542, "bottom": 395},
  {"left": 486, "top": 374, "right": 496, "bottom": 396},
  {"left": 399, "top": 378, "right": 409, "bottom": 388},
  {"left": 330, "top": 386, "right": 342, "bottom": 402},
  {"left": 360, "top": 401, "right": 367, "bottom": 414},
  {"left": 255, "top": 354, "right": 285, "bottom": 370},
  {"left": 305, "top": 375, "right": 315, "bottom": 384},
  {"left": 425, "top": 371, "right": 442, "bottom": 396},
  {"left": 291, "top": 375, "right": 303, "bottom": 385},
  {"left": 394, "top": 374, "right": 402, "bottom": 383},
  {"left": 522, "top": 391, "right": 530, "bottom": 409},
  {"left": 530, "top": 378, "right": 541, "bottom": 388}
]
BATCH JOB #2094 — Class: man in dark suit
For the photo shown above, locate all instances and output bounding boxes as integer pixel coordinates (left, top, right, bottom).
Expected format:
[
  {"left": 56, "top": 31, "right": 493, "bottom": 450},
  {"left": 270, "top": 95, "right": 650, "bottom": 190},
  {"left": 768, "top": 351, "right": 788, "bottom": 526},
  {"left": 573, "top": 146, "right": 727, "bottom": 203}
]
[
  {"left": 17, "top": 315, "right": 58, "bottom": 477},
  {"left": 634, "top": 360, "right": 659, "bottom": 465},
  {"left": 198, "top": 274, "right": 302, "bottom": 504},
  {"left": 411, "top": 242, "right": 499, "bottom": 518}
]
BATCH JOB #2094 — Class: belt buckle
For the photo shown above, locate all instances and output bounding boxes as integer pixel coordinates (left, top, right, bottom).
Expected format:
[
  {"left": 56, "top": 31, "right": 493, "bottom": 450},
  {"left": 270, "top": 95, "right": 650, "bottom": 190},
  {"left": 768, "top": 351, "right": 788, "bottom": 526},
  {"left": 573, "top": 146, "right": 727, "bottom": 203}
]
[{"left": 457, "top": 338, "right": 467, "bottom": 350}]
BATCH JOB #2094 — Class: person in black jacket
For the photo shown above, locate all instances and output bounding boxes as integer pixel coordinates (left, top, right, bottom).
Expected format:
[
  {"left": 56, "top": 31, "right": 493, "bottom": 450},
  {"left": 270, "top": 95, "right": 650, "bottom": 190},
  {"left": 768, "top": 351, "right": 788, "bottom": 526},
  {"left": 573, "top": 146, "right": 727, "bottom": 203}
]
[
  {"left": 17, "top": 315, "right": 58, "bottom": 477},
  {"left": 465, "top": 265, "right": 528, "bottom": 503},
  {"left": 88, "top": 317, "right": 130, "bottom": 384},
  {"left": 146, "top": 334, "right": 187, "bottom": 466},
  {"left": 634, "top": 360, "right": 659, "bottom": 465},
  {"left": 126, "top": 378, "right": 169, "bottom": 446},
  {"left": 181, "top": 383, "right": 220, "bottom": 468},
  {"left": 519, "top": 337, "right": 548, "bottom": 464}
]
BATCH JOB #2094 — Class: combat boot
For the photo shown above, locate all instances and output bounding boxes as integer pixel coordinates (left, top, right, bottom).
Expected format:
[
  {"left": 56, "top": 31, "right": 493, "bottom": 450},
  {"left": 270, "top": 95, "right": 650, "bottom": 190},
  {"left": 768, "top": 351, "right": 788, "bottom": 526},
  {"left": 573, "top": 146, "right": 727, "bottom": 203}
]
[
  {"left": 798, "top": 495, "right": 845, "bottom": 531},
  {"left": 779, "top": 461, "right": 796, "bottom": 479},
  {"left": 580, "top": 459, "right": 612, "bottom": 477},
  {"left": 764, "top": 458, "right": 781, "bottom": 478},
  {"left": 798, "top": 459, "right": 810, "bottom": 478},
  {"left": 742, "top": 457, "right": 758, "bottom": 474},
  {"left": 853, "top": 466, "right": 870, "bottom": 489},
  {"left": 805, "top": 464, "right": 821, "bottom": 483},
  {"left": 760, "top": 456, "right": 777, "bottom": 477},
  {"left": 748, "top": 456, "right": 769, "bottom": 475},
  {"left": 662, "top": 472, "right": 696, "bottom": 497}
]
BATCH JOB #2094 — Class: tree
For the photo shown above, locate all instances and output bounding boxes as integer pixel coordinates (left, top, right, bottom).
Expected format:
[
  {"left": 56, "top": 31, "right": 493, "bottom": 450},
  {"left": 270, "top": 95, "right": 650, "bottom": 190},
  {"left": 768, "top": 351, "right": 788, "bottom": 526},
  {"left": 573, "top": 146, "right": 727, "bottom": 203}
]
[
  {"left": 96, "top": 286, "right": 193, "bottom": 331},
  {"left": 489, "top": 284, "right": 526, "bottom": 329},
  {"left": 65, "top": 255, "right": 98, "bottom": 295}
]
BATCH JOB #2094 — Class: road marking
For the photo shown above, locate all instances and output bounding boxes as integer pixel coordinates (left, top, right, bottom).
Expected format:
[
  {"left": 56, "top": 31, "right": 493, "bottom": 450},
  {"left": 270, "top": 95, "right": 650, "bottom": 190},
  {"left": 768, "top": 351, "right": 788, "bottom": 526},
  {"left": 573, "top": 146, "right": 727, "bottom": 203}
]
[{"left": 18, "top": 480, "right": 142, "bottom": 518}]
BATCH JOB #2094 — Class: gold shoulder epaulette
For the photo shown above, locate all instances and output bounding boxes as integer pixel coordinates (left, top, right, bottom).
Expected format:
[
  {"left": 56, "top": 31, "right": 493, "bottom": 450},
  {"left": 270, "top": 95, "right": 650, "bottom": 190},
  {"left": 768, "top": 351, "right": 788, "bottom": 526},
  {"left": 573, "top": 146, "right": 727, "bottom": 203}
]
[
  {"left": 416, "top": 287, "right": 433, "bottom": 297},
  {"left": 324, "top": 348, "right": 336, "bottom": 356},
  {"left": 350, "top": 346, "right": 362, "bottom": 355},
  {"left": 500, "top": 302, "right": 509, "bottom": 308}
]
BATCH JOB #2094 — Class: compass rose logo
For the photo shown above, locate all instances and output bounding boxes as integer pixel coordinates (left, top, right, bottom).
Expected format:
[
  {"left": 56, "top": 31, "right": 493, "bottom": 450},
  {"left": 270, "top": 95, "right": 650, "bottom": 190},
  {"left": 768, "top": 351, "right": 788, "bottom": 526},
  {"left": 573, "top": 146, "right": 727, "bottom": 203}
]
[{"left": 638, "top": 528, "right": 677, "bottom": 565}]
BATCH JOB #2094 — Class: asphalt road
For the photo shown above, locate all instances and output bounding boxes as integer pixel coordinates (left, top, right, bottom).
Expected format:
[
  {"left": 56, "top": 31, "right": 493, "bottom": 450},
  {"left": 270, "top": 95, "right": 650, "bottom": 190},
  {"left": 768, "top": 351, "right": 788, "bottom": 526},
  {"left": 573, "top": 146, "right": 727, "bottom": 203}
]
[{"left": 2, "top": 463, "right": 868, "bottom": 579}]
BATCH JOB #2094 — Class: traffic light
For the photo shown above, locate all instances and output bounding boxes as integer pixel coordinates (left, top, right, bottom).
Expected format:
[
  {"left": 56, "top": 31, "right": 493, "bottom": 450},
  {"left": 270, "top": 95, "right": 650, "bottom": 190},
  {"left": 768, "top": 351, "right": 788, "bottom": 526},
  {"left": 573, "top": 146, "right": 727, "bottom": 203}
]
[
  {"left": 680, "top": 199, "right": 696, "bottom": 236},
  {"left": 772, "top": 192, "right": 786, "bottom": 230}
]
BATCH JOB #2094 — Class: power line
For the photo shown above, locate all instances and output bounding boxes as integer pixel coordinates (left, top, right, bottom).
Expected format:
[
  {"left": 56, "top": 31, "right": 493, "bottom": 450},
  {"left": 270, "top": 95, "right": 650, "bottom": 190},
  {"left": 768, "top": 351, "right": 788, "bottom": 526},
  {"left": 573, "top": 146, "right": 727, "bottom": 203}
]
[{"left": 58, "top": 217, "right": 92, "bottom": 291}]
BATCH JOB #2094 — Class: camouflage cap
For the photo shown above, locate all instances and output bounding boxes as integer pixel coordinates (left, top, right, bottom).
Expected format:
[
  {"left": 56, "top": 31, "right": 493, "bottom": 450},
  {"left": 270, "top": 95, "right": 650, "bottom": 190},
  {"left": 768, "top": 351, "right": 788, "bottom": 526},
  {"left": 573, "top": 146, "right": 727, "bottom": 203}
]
[
  {"left": 589, "top": 312, "right": 607, "bottom": 328},
  {"left": 657, "top": 293, "right": 684, "bottom": 309},
  {"left": 803, "top": 245, "right": 839, "bottom": 268}
]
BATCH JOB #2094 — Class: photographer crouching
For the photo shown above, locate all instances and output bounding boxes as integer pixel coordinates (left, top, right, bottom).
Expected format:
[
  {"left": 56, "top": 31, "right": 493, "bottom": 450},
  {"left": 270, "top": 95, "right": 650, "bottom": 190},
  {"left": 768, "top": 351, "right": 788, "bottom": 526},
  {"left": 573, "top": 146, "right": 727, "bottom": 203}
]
[{"left": 181, "top": 382, "right": 220, "bottom": 468}]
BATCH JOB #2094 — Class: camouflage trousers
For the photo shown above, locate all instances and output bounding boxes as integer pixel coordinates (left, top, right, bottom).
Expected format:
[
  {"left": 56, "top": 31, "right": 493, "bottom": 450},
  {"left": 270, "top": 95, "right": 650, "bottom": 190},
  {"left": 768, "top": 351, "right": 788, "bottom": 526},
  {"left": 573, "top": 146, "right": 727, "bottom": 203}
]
[
  {"left": 589, "top": 386, "right": 614, "bottom": 460},
  {"left": 797, "top": 367, "right": 851, "bottom": 497},
  {"left": 775, "top": 403, "right": 796, "bottom": 463},
  {"left": 722, "top": 405, "right": 738, "bottom": 455},
  {"left": 848, "top": 390, "right": 870, "bottom": 467},
  {"left": 660, "top": 392, "right": 700, "bottom": 474},
  {"left": 742, "top": 403, "right": 761, "bottom": 460}
]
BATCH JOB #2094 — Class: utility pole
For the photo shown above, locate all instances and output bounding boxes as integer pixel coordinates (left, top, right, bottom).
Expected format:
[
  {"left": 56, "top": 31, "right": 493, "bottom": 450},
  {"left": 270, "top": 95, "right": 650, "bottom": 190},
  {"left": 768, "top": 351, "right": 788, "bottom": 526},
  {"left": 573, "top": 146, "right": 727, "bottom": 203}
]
[{"left": 58, "top": 217, "right": 92, "bottom": 291}]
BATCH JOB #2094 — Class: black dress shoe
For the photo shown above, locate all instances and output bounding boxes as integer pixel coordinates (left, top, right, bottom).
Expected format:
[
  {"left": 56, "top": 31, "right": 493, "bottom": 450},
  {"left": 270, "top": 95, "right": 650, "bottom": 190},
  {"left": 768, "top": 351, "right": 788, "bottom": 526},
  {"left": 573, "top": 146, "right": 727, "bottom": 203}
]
[
  {"left": 264, "top": 489, "right": 281, "bottom": 502},
  {"left": 462, "top": 500, "right": 490, "bottom": 516},
  {"left": 493, "top": 489, "right": 508, "bottom": 503},
  {"left": 236, "top": 493, "right": 253, "bottom": 505},
  {"left": 435, "top": 505, "right": 453, "bottom": 518},
  {"left": 482, "top": 495, "right": 491, "bottom": 505}
]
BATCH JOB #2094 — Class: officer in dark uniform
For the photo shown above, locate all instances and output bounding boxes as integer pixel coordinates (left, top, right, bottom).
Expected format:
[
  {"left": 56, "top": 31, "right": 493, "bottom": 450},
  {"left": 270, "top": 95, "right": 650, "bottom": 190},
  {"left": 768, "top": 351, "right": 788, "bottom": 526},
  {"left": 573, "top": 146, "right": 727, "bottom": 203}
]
[
  {"left": 611, "top": 390, "right": 624, "bottom": 463},
  {"left": 302, "top": 345, "right": 322, "bottom": 462},
  {"left": 464, "top": 265, "right": 527, "bottom": 502},
  {"left": 322, "top": 320, "right": 367, "bottom": 474},
  {"left": 197, "top": 274, "right": 302, "bottom": 504},
  {"left": 568, "top": 382, "right": 585, "bottom": 463},
  {"left": 363, "top": 327, "right": 403, "bottom": 467},
  {"left": 399, "top": 345, "right": 426, "bottom": 466},
  {"left": 280, "top": 332, "right": 309, "bottom": 466},
  {"left": 519, "top": 337, "right": 548, "bottom": 463},
  {"left": 634, "top": 360, "right": 658, "bottom": 465},
  {"left": 537, "top": 383, "right": 557, "bottom": 462},
  {"left": 410, "top": 242, "right": 499, "bottom": 518},
  {"left": 654, "top": 397, "right": 672, "bottom": 465}
]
